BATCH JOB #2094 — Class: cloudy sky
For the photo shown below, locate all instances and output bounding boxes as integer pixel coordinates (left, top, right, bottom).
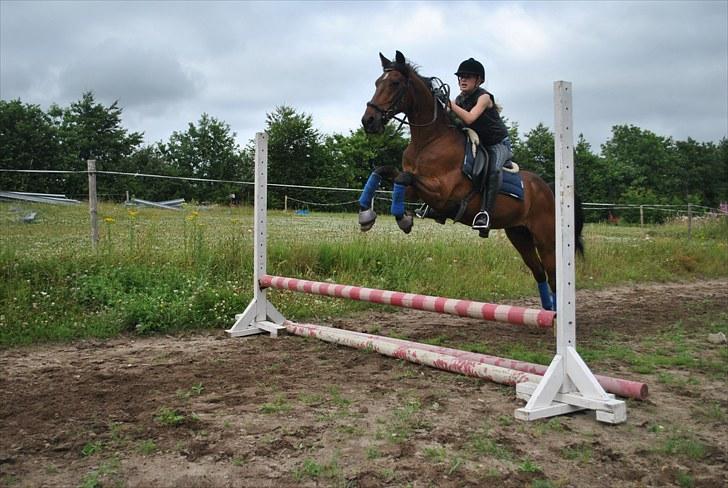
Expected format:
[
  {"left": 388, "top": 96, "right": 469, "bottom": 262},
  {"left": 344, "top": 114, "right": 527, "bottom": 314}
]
[{"left": 1, "top": 1, "right": 726, "bottom": 152}]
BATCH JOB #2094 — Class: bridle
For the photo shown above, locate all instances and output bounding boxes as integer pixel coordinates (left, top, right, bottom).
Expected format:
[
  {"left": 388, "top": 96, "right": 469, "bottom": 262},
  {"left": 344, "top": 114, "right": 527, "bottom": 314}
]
[{"left": 366, "top": 69, "right": 450, "bottom": 129}]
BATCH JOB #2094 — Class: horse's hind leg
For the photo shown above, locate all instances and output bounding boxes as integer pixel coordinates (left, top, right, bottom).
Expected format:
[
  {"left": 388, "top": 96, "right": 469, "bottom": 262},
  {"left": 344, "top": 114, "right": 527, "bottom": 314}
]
[
  {"left": 530, "top": 221, "right": 557, "bottom": 309},
  {"left": 505, "top": 226, "right": 554, "bottom": 310}
]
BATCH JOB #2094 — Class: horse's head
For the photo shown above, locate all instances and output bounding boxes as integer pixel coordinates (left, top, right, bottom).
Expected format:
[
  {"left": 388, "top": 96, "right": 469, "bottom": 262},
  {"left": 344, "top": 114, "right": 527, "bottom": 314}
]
[{"left": 361, "top": 51, "right": 413, "bottom": 134}]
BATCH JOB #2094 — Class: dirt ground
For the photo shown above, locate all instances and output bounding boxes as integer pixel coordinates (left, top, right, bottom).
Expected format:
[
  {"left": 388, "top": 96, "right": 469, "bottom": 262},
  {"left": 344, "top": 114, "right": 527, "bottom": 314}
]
[{"left": 1, "top": 280, "right": 727, "bottom": 488}]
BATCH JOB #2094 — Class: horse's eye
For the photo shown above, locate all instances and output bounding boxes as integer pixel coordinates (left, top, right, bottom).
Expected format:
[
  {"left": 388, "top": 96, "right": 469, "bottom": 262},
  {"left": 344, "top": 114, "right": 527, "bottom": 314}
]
[{"left": 391, "top": 80, "right": 400, "bottom": 87}]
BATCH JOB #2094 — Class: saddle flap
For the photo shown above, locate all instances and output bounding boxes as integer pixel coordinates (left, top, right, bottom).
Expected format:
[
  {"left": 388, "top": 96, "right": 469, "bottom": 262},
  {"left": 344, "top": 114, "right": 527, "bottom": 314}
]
[{"left": 462, "top": 130, "right": 488, "bottom": 185}]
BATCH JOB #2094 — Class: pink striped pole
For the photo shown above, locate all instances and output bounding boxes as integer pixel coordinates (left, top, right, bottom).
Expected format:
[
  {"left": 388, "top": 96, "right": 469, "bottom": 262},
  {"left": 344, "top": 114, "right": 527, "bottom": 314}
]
[
  {"left": 286, "top": 321, "right": 648, "bottom": 400},
  {"left": 261, "top": 275, "right": 556, "bottom": 329},
  {"left": 286, "top": 321, "right": 541, "bottom": 386}
]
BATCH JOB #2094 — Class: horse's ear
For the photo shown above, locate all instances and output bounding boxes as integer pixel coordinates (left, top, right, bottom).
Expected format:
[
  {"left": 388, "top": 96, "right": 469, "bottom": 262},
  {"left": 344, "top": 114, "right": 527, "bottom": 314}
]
[
  {"left": 395, "top": 51, "right": 406, "bottom": 64},
  {"left": 379, "top": 52, "right": 391, "bottom": 69}
]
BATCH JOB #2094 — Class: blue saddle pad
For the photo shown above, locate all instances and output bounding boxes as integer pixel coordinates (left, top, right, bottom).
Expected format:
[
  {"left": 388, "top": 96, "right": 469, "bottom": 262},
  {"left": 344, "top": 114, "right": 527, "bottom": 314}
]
[{"left": 500, "top": 170, "right": 524, "bottom": 201}]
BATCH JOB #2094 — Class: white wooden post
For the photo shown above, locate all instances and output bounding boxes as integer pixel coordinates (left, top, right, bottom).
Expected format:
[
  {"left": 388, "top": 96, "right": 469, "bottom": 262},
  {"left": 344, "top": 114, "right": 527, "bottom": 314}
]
[
  {"left": 227, "top": 133, "right": 286, "bottom": 337},
  {"left": 515, "top": 82, "right": 627, "bottom": 424},
  {"left": 640, "top": 205, "right": 644, "bottom": 228},
  {"left": 87, "top": 159, "right": 99, "bottom": 249}
]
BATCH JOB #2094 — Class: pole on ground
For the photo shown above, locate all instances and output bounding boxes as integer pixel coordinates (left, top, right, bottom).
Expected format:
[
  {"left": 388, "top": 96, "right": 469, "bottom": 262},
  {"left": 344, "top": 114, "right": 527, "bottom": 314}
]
[
  {"left": 87, "top": 159, "right": 99, "bottom": 249},
  {"left": 514, "top": 81, "right": 626, "bottom": 424}
]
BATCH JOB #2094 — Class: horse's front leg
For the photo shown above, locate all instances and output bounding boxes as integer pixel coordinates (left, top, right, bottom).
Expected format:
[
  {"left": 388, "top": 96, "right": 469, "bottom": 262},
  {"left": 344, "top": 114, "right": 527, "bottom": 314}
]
[
  {"left": 358, "top": 166, "right": 399, "bottom": 232},
  {"left": 392, "top": 171, "right": 416, "bottom": 234}
]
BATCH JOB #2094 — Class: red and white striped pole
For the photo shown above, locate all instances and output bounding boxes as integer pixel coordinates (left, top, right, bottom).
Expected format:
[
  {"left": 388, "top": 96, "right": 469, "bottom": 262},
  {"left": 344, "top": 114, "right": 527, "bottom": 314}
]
[
  {"left": 261, "top": 275, "right": 556, "bottom": 329},
  {"left": 286, "top": 321, "right": 540, "bottom": 386},
  {"left": 286, "top": 321, "right": 648, "bottom": 401}
]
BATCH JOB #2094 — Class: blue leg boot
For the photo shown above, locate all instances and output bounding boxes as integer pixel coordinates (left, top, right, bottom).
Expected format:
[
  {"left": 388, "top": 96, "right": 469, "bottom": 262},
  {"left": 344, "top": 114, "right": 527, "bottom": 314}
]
[{"left": 538, "top": 281, "right": 554, "bottom": 311}]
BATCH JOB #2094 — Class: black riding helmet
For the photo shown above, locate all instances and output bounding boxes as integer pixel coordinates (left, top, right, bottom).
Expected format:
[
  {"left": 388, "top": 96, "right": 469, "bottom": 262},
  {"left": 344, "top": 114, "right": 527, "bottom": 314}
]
[{"left": 455, "top": 58, "right": 485, "bottom": 80}]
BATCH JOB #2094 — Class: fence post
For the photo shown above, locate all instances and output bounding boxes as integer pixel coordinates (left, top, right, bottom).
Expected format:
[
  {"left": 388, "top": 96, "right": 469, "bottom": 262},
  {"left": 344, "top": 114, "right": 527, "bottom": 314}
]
[
  {"left": 87, "top": 159, "right": 99, "bottom": 249},
  {"left": 284, "top": 195, "right": 288, "bottom": 212},
  {"left": 687, "top": 203, "right": 692, "bottom": 240},
  {"left": 640, "top": 205, "right": 644, "bottom": 228}
]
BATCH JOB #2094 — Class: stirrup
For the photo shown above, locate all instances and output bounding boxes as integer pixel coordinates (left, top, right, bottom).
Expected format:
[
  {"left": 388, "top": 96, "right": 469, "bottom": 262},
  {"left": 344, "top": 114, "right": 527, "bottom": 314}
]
[
  {"left": 471, "top": 211, "right": 490, "bottom": 230},
  {"left": 415, "top": 203, "right": 447, "bottom": 224},
  {"left": 415, "top": 203, "right": 429, "bottom": 219}
]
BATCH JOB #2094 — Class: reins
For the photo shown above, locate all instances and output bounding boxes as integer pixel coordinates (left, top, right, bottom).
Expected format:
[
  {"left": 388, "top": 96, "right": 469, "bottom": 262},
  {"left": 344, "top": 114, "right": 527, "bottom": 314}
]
[{"left": 367, "top": 71, "right": 451, "bottom": 131}]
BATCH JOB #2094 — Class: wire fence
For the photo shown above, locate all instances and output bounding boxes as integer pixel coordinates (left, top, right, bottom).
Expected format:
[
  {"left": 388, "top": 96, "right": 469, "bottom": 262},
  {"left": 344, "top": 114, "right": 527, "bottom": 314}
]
[{"left": 2, "top": 166, "right": 726, "bottom": 227}]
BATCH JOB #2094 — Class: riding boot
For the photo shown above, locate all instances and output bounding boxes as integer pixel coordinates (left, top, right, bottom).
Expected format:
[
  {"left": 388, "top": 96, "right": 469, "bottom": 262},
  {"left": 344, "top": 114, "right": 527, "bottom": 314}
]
[{"left": 472, "top": 168, "right": 501, "bottom": 237}]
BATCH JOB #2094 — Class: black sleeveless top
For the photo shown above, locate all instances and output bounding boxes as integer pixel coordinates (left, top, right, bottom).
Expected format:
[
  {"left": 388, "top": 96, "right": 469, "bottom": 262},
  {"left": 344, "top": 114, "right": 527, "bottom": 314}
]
[{"left": 455, "top": 87, "right": 508, "bottom": 146}]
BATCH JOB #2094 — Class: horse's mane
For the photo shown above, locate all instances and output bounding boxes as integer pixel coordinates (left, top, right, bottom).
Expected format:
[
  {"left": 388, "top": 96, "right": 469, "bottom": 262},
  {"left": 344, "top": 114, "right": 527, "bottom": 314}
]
[
  {"left": 395, "top": 60, "right": 433, "bottom": 87},
  {"left": 393, "top": 59, "right": 454, "bottom": 126}
]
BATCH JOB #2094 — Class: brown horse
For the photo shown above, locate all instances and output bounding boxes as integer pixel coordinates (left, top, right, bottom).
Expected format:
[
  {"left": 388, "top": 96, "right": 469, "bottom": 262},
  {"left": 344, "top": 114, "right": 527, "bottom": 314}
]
[{"left": 358, "top": 51, "right": 583, "bottom": 311}]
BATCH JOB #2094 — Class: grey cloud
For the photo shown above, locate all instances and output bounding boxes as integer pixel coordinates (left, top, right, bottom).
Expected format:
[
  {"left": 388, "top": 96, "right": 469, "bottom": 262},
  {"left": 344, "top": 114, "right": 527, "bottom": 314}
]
[
  {"left": 1, "top": 1, "right": 726, "bottom": 149},
  {"left": 57, "top": 42, "right": 200, "bottom": 112}
]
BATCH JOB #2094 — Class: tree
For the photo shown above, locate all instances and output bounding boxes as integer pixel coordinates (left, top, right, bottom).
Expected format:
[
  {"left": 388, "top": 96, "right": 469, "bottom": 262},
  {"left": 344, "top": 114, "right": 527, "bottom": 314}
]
[
  {"left": 0, "top": 99, "right": 61, "bottom": 193},
  {"left": 262, "top": 106, "right": 328, "bottom": 206},
  {"left": 48, "top": 92, "right": 143, "bottom": 197},
  {"left": 601, "top": 125, "right": 679, "bottom": 204},
  {"left": 48, "top": 91, "right": 143, "bottom": 166},
  {"left": 716, "top": 138, "right": 728, "bottom": 205},
  {"left": 160, "top": 113, "right": 247, "bottom": 202},
  {"left": 122, "top": 146, "right": 189, "bottom": 202},
  {"left": 265, "top": 106, "right": 323, "bottom": 185},
  {"left": 504, "top": 118, "right": 523, "bottom": 158},
  {"left": 574, "top": 134, "right": 610, "bottom": 203},
  {"left": 674, "top": 138, "right": 727, "bottom": 207},
  {"left": 323, "top": 124, "right": 409, "bottom": 188},
  {"left": 516, "top": 123, "right": 555, "bottom": 182}
]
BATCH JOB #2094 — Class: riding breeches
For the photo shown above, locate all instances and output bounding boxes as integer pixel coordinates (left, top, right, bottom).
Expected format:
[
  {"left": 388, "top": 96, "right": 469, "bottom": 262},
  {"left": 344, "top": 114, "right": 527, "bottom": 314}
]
[{"left": 485, "top": 137, "right": 513, "bottom": 174}]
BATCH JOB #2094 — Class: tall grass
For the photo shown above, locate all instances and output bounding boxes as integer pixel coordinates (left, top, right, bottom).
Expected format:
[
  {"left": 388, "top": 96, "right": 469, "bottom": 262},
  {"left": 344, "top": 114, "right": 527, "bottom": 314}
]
[{"left": 1, "top": 202, "right": 726, "bottom": 346}]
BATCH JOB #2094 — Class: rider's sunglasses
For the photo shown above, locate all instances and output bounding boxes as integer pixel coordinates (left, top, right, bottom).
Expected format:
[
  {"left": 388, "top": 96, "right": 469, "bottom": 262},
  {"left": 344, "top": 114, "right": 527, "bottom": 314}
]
[{"left": 458, "top": 74, "right": 477, "bottom": 81}]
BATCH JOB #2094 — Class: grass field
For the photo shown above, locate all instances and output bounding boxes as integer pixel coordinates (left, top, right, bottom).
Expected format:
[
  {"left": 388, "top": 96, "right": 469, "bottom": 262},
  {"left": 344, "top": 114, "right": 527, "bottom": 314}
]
[
  {"left": 1, "top": 201, "right": 727, "bottom": 346},
  {"left": 1, "top": 202, "right": 728, "bottom": 488}
]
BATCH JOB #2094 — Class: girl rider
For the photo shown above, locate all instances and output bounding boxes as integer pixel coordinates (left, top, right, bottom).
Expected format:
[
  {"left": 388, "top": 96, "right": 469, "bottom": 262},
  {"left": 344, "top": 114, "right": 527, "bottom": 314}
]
[{"left": 449, "top": 57, "right": 512, "bottom": 237}]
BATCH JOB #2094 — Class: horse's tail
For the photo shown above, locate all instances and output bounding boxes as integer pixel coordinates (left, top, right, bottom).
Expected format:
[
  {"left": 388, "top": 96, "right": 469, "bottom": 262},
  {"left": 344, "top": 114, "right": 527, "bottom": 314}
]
[{"left": 549, "top": 182, "right": 586, "bottom": 257}]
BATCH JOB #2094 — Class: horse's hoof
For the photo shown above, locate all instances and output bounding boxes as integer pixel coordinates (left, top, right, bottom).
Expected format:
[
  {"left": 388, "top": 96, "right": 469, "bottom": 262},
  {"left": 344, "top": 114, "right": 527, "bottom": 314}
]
[
  {"left": 360, "top": 221, "right": 375, "bottom": 232},
  {"left": 396, "top": 214, "right": 413, "bottom": 234},
  {"left": 359, "top": 208, "right": 377, "bottom": 232}
]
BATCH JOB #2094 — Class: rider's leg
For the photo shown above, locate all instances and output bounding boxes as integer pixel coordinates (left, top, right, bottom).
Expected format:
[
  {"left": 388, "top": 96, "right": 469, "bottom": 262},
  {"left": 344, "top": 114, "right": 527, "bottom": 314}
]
[
  {"left": 472, "top": 141, "right": 511, "bottom": 236},
  {"left": 472, "top": 166, "right": 501, "bottom": 235}
]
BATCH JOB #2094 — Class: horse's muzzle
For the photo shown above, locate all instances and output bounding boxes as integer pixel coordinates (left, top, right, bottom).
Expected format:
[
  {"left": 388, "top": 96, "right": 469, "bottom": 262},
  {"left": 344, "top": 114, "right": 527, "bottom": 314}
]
[{"left": 361, "top": 108, "right": 384, "bottom": 134}]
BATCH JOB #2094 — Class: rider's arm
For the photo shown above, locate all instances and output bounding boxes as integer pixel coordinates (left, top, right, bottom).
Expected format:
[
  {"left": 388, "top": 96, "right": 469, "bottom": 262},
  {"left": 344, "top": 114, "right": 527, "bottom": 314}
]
[{"left": 449, "top": 94, "right": 492, "bottom": 125}]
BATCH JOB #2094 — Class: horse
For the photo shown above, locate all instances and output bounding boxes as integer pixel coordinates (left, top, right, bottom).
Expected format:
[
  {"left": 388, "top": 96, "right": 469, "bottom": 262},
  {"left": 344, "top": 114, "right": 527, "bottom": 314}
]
[{"left": 358, "top": 51, "right": 584, "bottom": 311}]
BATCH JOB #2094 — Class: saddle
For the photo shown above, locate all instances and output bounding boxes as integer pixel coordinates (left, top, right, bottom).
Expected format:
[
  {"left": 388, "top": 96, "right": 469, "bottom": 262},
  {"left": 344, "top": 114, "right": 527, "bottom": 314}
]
[
  {"left": 416, "top": 130, "right": 523, "bottom": 224},
  {"left": 461, "top": 128, "right": 519, "bottom": 189},
  {"left": 462, "top": 128, "right": 487, "bottom": 187}
]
